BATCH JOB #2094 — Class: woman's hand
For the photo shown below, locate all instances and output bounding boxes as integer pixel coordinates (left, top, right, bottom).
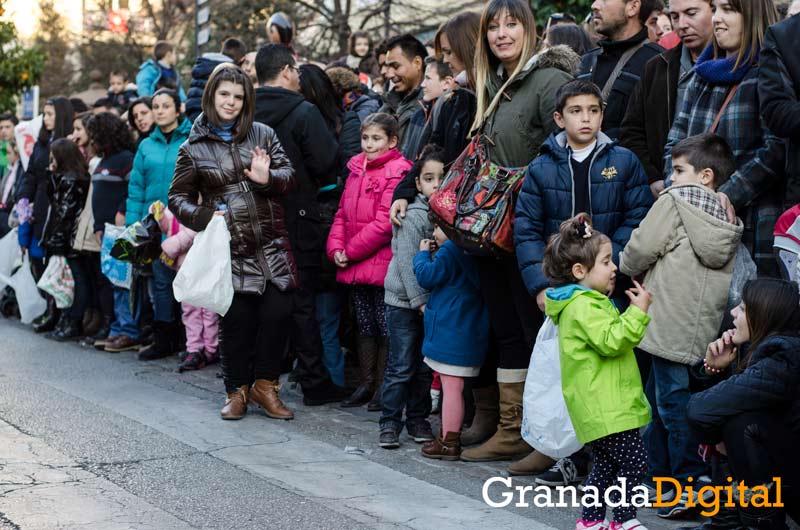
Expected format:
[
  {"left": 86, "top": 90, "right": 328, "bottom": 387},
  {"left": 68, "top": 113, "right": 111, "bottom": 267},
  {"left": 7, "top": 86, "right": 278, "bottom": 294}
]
[
  {"left": 95, "top": 231, "right": 103, "bottom": 245},
  {"left": 705, "top": 329, "right": 738, "bottom": 371},
  {"left": 334, "top": 250, "right": 348, "bottom": 268},
  {"left": 718, "top": 192, "right": 736, "bottom": 224},
  {"left": 625, "top": 279, "right": 653, "bottom": 313},
  {"left": 244, "top": 147, "right": 271, "bottom": 185},
  {"left": 390, "top": 199, "right": 408, "bottom": 226},
  {"left": 115, "top": 212, "right": 126, "bottom": 226}
]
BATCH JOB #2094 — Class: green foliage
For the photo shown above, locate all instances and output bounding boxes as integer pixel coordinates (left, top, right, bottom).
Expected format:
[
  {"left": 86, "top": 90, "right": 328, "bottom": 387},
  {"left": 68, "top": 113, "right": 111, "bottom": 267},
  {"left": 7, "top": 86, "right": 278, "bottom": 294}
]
[
  {"left": 531, "top": 0, "right": 594, "bottom": 25},
  {"left": 0, "top": 0, "right": 46, "bottom": 112}
]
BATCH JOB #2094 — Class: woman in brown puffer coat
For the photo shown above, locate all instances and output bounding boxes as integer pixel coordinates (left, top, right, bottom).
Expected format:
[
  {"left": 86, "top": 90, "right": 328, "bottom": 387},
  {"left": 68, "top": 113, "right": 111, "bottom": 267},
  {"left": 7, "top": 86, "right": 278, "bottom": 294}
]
[{"left": 169, "top": 63, "right": 298, "bottom": 422}]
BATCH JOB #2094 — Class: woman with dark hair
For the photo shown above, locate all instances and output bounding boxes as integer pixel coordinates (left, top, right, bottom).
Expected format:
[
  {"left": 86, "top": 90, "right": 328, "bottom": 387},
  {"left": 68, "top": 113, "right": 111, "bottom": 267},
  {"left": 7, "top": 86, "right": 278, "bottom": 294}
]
[
  {"left": 17, "top": 95, "right": 74, "bottom": 333},
  {"left": 126, "top": 88, "right": 192, "bottom": 361},
  {"left": 331, "top": 31, "right": 380, "bottom": 78},
  {"left": 298, "top": 63, "right": 362, "bottom": 388},
  {"left": 86, "top": 112, "right": 139, "bottom": 353},
  {"left": 40, "top": 139, "right": 91, "bottom": 340},
  {"left": 127, "top": 97, "right": 155, "bottom": 147},
  {"left": 543, "top": 24, "right": 594, "bottom": 60},
  {"left": 663, "top": 0, "right": 783, "bottom": 278},
  {"left": 688, "top": 279, "right": 800, "bottom": 529},
  {"left": 169, "top": 64, "right": 297, "bottom": 421}
]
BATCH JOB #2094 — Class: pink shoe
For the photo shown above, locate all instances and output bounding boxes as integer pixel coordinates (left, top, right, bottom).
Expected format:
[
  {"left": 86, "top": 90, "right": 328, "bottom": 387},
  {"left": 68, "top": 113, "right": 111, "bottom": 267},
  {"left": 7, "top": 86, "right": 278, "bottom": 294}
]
[
  {"left": 576, "top": 520, "right": 610, "bottom": 530},
  {"left": 609, "top": 520, "right": 648, "bottom": 530}
]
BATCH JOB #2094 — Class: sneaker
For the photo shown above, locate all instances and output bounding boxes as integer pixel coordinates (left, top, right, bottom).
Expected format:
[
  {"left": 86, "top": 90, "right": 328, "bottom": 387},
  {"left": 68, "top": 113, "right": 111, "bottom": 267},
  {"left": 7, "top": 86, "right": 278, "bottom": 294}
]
[
  {"left": 535, "top": 457, "right": 587, "bottom": 486},
  {"left": 576, "top": 519, "right": 610, "bottom": 530},
  {"left": 176, "top": 351, "right": 207, "bottom": 373},
  {"left": 657, "top": 490, "right": 693, "bottom": 519},
  {"left": 407, "top": 422, "right": 435, "bottom": 443},
  {"left": 643, "top": 480, "right": 677, "bottom": 503},
  {"left": 609, "top": 520, "right": 647, "bottom": 530},
  {"left": 430, "top": 389, "right": 441, "bottom": 414},
  {"left": 379, "top": 430, "right": 400, "bottom": 449}
]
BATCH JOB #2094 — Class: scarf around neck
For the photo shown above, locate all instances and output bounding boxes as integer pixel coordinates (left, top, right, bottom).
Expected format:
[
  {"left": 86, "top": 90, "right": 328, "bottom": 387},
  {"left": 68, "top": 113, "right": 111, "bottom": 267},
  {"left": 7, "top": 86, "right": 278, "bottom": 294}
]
[{"left": 694, "top": 44, "right": 754, "bottom": 85}]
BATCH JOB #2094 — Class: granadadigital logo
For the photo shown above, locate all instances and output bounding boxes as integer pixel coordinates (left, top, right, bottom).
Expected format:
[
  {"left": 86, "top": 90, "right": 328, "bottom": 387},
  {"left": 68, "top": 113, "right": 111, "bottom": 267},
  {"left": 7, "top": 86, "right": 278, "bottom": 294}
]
[{"left": 482, "top": 476, "right": 784, "bottom": 517}]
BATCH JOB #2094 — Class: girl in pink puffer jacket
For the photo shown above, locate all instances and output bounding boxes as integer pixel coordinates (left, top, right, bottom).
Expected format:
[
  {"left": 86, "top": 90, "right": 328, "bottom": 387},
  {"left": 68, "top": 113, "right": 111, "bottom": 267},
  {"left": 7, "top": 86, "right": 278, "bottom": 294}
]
[
  {"left": 150, "top": 201, "right": 219, "bottom": 373},
  {"left": 326, "top": 113, "right": 412, "bottom": 408}
]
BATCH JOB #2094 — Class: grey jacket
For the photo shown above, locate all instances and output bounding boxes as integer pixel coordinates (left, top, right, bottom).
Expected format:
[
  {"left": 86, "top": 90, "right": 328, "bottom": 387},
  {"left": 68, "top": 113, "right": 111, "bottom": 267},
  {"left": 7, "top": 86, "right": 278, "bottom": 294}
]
[{"left": 384, "top": 194, "right": 433, "bottom": 309}]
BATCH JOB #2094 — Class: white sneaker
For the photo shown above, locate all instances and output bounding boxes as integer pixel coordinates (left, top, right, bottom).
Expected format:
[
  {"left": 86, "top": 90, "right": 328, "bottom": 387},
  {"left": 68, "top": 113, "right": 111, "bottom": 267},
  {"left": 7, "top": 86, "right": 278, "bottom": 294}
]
[
  {"left": 610, "top": 519, "right": 647, "bottom": 530},
  {"left": 575, "top": 519, "right": 610, "bottom": 530}
]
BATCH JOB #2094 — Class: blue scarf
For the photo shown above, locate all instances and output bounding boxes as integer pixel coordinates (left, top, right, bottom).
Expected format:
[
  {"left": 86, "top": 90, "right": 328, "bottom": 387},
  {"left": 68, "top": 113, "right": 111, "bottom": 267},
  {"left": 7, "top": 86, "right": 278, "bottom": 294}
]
[
  {"left": 694, "top": 44, "right": 754, "bottom": 85},
  {"left": 211, "top": 121, "right": 236, "bottom": 142}
]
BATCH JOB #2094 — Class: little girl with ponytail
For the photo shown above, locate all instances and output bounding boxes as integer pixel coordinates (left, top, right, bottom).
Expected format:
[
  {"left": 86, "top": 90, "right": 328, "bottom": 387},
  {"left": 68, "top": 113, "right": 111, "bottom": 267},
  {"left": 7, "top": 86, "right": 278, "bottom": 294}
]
[{"left": 543, "top": 214, "right": 654, "bottom": 530}]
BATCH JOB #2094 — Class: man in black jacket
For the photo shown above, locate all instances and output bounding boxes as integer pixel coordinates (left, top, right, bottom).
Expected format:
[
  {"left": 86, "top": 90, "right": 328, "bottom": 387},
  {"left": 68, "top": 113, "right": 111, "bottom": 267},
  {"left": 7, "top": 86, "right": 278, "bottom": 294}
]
[
  {"left": 760, "top": 12, "right": 800, "bottom": 208},
  {"left": 254, "top": 44, "right": 348, "bottom": 405},
  {"left": 578, "top": 0, "right": 663, "bottom": 140},
  {"left": 620, "top": 0, "right": 714, "bottom": 197}
]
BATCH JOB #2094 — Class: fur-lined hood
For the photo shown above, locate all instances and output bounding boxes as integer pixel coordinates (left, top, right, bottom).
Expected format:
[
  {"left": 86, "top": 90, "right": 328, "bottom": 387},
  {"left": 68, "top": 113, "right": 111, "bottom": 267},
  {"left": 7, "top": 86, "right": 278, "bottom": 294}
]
[{"left": 528, "top": 45, "right": 582, "bottom": 76}]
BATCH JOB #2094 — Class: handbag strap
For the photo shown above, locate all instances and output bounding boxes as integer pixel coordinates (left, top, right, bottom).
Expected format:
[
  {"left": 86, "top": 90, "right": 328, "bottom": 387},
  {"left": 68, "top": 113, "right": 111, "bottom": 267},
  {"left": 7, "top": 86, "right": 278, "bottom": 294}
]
[
  {"left": 709, "top": 83, "right": 740, "bottom": 134},
  {"left": 600, "top": 39, "right": 648, "bottom": 101}
]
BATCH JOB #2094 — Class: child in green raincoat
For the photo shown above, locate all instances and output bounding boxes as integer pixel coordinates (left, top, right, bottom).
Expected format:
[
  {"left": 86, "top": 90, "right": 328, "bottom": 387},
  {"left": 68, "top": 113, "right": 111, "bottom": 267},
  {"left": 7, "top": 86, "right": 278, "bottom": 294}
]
[{"left": 542, "top": 214, "right": 653, "bottom": 530}]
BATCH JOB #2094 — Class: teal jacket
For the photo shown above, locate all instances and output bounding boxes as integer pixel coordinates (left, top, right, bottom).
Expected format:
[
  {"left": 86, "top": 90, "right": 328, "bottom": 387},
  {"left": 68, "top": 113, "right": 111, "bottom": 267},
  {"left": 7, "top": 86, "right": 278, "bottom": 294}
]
[
  {"left": 545, "top": 284, "right": 651, "bottom": 444},
  {"left": 136, "top": 59, "right": 187, "bottom": 101},
  {"left": 126, "top": 118, "right": 191, "bottom": 225}
]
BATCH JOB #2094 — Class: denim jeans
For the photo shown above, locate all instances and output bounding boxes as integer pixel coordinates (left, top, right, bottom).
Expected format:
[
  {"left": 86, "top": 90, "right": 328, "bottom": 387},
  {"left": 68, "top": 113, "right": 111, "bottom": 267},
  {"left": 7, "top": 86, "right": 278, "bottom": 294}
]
[
  {"left": 643, "top": 355, "right": 708, "bottom": 483},
  {"left": 315, "top": 290, "right": 344, "bottom": 387},
  {"left": 379, "top": 305, "right": 432, "bottom": 433},
  {"left": 149, "top": 260, "right": 177, "bottom": 323},
  {"left": 111, "top": 286, "right": 140, "bottom": 339}
]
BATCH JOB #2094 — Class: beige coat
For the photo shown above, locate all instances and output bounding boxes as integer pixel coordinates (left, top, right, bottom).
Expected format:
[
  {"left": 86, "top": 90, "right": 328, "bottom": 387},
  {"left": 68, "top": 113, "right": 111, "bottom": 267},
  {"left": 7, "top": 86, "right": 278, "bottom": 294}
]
[
  {"left": 619, "top": 184, "right": 744, "bottom": 364},
  {"left": 73, "top": 158, "right": 102, "bottom": 253}
]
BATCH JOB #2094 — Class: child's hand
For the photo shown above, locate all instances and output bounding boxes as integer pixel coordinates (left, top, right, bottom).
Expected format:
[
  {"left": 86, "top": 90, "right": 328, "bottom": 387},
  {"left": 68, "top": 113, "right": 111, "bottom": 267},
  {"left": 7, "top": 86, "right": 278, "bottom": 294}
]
[
  {"left": 625, "top": 279, "right": 653, "bottom": 313},
  {"left": 244, "top": 147, "right": 271, "bottom": 185},
  {"left": 334, "top": 250, "right": 349, "bottom": 268},
  {"left": 536, "top": 290, "right": 547, "bottom": 312},
  {"left": 419, "top": 239, "right": 436, "bottom": 252},
  {"left": 705, "top": 329, "right": 737, "bottom": 371}
]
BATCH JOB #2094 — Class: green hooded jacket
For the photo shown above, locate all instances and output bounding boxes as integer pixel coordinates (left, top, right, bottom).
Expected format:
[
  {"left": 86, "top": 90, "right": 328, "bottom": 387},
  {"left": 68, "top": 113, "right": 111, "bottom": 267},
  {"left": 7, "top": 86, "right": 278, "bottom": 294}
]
[{"left": 545, "top": 284, "right": 651, "bottom": 444}]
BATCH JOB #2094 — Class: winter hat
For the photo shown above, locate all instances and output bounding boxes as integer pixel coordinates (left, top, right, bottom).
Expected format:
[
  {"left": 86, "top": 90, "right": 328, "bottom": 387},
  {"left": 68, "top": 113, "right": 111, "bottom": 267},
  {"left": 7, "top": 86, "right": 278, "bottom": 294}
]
[{"left": 774, "top": 204, "right": 800, "bottom": 256}]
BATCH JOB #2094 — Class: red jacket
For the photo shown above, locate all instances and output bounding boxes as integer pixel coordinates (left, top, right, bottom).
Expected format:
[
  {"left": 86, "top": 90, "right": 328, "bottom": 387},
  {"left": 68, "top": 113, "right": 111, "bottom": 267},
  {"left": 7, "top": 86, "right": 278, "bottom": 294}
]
[{"left": 327, "top": 148, "right": 411, "bottom": 286}]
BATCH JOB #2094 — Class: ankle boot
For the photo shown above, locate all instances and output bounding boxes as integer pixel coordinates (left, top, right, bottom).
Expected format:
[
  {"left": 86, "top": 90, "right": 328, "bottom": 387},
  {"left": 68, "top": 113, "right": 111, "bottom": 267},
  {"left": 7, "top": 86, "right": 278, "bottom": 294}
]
[
  {"left": 88, "top": 316, "right": 113, "bottom": 349},
  {"left": 508, "top": 450, "right": 556, "bottom": 476},
  {"left": 738, "top": 507, "right": 786, "bottom": 530},
  {"left": 250, "top": 379, "right": 294, "bottom": 420},
  {"left": 367, "top": 336, "right": 388, "bottom": 411},
  {"left": 82, "top": 308, "right": 103, "bottom": 338},
  {"left": 33, "top": 297, "right": 60, "bottom": 333},
  {"left": 461, "top": 385, "right": 500, "bottom": 446},
  {"left": 421, "top": 431, "right": 462, "bottom": 461},
  {"left": 50, "top": 316, "right": 83, "bottom": 342},
  {"left": 341, "top": 336, "right": 377, "bottom": 408},
  {"left": 461, "top": 381, "right": 533, "bottom": 462},
  {"left": 220, "top": 385, "right": 249, "bottom": 420},
  {"left": 138, "top": 321, "right": 175, "bottom": 361}
]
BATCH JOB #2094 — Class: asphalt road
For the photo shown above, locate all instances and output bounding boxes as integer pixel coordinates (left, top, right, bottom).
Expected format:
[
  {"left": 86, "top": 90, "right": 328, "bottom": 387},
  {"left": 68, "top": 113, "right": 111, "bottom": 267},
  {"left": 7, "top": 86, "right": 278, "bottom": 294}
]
[{"left": 0, "top": 318, "right": 694, "bottom": 530}]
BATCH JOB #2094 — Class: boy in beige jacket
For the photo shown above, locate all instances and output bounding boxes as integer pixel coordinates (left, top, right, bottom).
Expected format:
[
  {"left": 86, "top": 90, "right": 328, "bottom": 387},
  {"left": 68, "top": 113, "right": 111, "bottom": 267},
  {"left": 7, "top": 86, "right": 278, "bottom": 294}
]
[{"left": 619, "top": 133, "right": 744, "bottom": 517}]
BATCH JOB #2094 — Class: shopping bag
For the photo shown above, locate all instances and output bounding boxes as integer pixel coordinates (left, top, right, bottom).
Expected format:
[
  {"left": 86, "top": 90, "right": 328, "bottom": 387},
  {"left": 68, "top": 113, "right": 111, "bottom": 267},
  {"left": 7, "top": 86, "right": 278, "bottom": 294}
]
[
  {"left": 101, "top": 223, "right": 132, "bottom": 289},
  {"left": 520, "top": 318, "right": 583, "bottom": 459},
  {"left": 0, "top": 228, "right": 21, "bottom": 292},
  {"left": 8, "top": 255, "right": 47, "bottom": 324},
  {"left": 110, "top": 214, "right": 162, "bottom": 266},
  {"left": 36, "top": 256, "right": 74, "bottom": 309},
  {"left": 173, "top": 215, "right": 233, "bottom": 316}
]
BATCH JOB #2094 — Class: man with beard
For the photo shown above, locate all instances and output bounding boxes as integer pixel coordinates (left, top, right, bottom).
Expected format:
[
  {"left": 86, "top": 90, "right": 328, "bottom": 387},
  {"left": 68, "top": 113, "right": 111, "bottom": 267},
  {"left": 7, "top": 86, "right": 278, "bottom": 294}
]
[
  {"left": 621, "top": 0, "right": 715, "bottom": 197},
  {"left": 578, "top": 0, "right": 663, "bottom": 140}
]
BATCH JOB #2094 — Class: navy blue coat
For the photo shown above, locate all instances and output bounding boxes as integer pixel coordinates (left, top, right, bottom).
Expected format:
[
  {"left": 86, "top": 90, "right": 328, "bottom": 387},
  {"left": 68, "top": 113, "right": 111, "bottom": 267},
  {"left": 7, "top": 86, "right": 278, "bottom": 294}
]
[
  {"left": 514, "top": 131, "right": 652, "bottom": 295},
  {"left": 688, "top": 333, "right": 800, "bottom": 444},
  {"left": 185, "top": 53, "right": 231, "bottom": 122},
  {"left": 413, "top": 240, "right": 489, "bottom": 368}
]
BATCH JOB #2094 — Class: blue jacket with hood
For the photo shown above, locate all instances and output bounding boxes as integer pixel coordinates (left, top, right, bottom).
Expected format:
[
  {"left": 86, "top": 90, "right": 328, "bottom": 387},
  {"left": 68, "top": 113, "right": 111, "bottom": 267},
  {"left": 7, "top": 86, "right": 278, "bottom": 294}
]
[{"left": 514, "top": 131, "right": 652, "bottom": 296}]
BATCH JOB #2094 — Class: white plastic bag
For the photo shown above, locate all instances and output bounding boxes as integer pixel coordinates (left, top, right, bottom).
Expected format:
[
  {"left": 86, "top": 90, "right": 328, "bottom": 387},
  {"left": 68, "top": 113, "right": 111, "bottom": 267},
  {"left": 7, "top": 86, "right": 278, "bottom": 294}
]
[
  {"left": 521, "top": 317, "right": 583, "bottom": 459},
  {"left": 173, "top": 215, "right": 233, "bottom": 316},
  {"left": 36, "top": 256, "right": 74, "bottom": 309},
  {"left": 101, "top": 223, "right": 132, "bottom": 289},
  {"left": 8, "top": 255, "right": 47, "bottom": 324},
  {"left": 0, "top": 229, "right": 21, "bottom": 292}
]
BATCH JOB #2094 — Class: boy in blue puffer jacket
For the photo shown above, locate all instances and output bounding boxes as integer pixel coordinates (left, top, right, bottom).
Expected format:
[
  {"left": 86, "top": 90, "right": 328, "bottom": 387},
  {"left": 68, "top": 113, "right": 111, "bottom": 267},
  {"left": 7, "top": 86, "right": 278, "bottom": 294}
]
[{"left": 513, "top": 78, "right": 652, "bottom": 485}]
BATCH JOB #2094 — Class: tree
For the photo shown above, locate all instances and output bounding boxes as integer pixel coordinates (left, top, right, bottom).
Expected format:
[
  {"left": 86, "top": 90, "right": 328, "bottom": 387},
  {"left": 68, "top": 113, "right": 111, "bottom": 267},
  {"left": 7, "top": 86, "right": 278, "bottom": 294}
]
[
  {"left": 34, "top": 0, "right": 73, "bottom": 100},
  {"left": 530, "top": 0, "right": 594, "bottom": 24},
  {"left": 0, "top": 0, "right": 45, "bottom": 112}
]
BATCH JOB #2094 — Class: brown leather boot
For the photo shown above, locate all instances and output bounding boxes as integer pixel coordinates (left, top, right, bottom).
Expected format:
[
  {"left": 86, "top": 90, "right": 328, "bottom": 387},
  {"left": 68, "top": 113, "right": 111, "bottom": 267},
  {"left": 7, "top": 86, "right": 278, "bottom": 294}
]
[
  {"left": 250, "top": 379, "right": 294, "bottom": 420},
  {"left": 461, "top": 382, "right": 532, "bottom": 462},
  {"left": 421, "top": 431, "right": 462, "bottom": 461},
  {"left": 507, "top": 450, "right": 556, "bottom": 476},
  {"left": 220, "top": 385, "right": 249, "bottom": 420},
  {"left": 461, "top": 385, "right": 500, "bottom": 446}
]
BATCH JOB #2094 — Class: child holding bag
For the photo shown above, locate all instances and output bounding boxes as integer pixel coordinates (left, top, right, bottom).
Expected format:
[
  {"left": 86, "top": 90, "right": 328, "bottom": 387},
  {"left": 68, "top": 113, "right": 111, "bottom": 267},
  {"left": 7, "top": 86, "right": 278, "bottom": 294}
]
[
  {"left": 150, "top": 201, "right": 219, "bottom": 372},
  {"left": 543, "top": 215, "right": 653, "bottom": 530},
  {"left": 414, "top": 225, "right": 489, "bottom": 460},
  {"left": 327, "top": 113, "right": 412, "bottom": 410}
]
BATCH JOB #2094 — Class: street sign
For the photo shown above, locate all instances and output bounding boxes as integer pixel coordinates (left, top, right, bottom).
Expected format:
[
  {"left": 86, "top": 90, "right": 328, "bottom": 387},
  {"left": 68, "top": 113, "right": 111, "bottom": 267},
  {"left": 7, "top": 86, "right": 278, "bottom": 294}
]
[
  {"left": 198, "top": 6, "right": 210, "bottom": 25},
  {"left": 197, "top": 27, "right": 210, "bottom": 46},
  {"left": 20, "top": 86, "right": 39, "bottom": 120}
]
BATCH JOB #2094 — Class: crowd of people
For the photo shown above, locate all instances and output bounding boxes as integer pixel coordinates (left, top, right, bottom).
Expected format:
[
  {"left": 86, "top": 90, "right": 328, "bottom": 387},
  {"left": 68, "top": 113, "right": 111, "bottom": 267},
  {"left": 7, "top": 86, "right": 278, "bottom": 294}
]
[{"left": 1, "top": 0, "right": 800, "bottom": 529}]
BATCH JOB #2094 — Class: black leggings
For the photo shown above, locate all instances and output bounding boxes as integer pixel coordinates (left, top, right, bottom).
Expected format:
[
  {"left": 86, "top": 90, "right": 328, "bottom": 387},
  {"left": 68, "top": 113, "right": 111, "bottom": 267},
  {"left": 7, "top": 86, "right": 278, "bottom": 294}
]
[
  {"left": 723, "top": 412, "right": 800, "bottom": 527},
  {"left": 220, "top": 286, "right": 293, "bottom": 392},
  {"left": 67, "top": 252, "right": 111, "bottom": 320}
]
